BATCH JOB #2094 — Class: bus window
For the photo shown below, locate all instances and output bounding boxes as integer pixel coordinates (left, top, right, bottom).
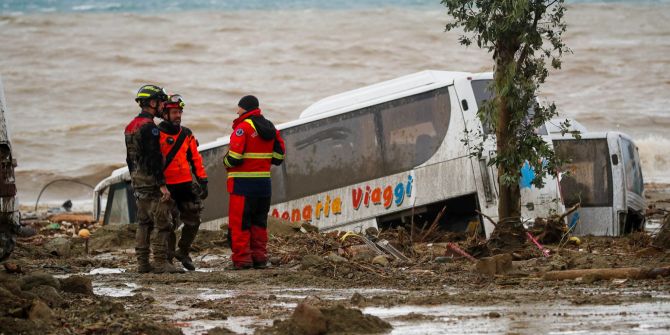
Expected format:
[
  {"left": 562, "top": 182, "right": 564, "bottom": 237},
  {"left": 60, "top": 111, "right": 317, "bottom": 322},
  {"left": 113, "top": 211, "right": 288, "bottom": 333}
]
[
  {"left": 554, "top": 139, "right": 613, "bottom": 207},
  {"left": 621, "top": 138, "right": 644, "bottom": 195},
  {"left": 283, "top": 109, "right": 382, "bottom": 199},
  {"left": 471, "top": 79, "right": 548, "bottom": 136},
  {"left": 471, "top": 79, "right": 494, "bottom": 135},
  {"left": 105, "top": 183, "right": 132, "bottom": 224},
  {"left": 380, "top": 88, "right": 450, "bottom": 173}
]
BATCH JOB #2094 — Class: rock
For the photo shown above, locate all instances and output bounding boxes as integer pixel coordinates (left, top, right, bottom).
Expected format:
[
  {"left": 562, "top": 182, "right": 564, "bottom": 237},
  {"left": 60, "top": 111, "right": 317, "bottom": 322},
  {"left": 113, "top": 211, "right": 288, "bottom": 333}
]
[
  {"left": 28, "top": 299, "right": 54, "bottom": 321},
  {"left": 301, "top": 295, "right": 324, "bottom": 307},
  {"left": 351, "top": 250, "right": 375, "bottom": 263},
  {"left": 29, "top": 285, "right": 64, "bottom": 308},
  {"left": 365, "top": 227, "right": 379, "bottom": 237},
  {"left": 300, "top": 223, "right": 319, "bottom": 233},
  {"left": 0, "top": 286, "right": 26, "bottom": 314},
  {"left": 320, "top": 305, "right": 392, "bottom": 333},
  {"left": 60, "top": 275, "right": 94, "bottom": 295},
  {"left": 325, "top": 252, "right": 348, "bottom": 263},
  {"left": 434, "top": 256, "right": 452, "bottom": 264},
  {"left": 20, "top": 272, "right": 61, "bottom": 291},
  {"left": 291, "top": 302, "right": 327, "bottom": 335},
  {"left": 488, "top": 311, "right": 502, "bottom": 318},
  {"left": 350, "top": 292, "right": 366, "bottom": 306},
  {"left": 475, "top": 254, "right": 513, "bottom": 276},
  {"left": 372, "top": 255, "right": 390, "bottom": 267},
  {"left": 18, "top": 225, "right": 37, "bottom": 237},
  {"left": 44, "top": 237, "right": 72, "bottom": 257},
  {"left": 301, "top": 255, "right": 326, "bottom": 269},
  {"left": 3, "top": 261, "right": 22, "bottom": 274},
  {"left": 269, "top": 256, "right": 282, "bottom": 265}
]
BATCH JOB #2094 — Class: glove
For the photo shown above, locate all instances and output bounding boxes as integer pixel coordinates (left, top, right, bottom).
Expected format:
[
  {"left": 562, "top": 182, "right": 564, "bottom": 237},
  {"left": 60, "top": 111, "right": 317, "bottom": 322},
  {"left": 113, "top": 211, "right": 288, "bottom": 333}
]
[{"left": 198, "top": 180, "right": 208, "bottom": 200}]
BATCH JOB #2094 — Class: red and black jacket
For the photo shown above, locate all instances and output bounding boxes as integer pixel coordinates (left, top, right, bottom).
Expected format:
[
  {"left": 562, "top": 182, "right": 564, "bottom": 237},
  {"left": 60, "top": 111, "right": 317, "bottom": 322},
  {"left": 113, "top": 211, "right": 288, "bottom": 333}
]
[
  {"left": 124, "top": 111, "right": 165, "bottom": 187},
  {"left": 223, "top": 109, "right": 285, "bottom": 197}
]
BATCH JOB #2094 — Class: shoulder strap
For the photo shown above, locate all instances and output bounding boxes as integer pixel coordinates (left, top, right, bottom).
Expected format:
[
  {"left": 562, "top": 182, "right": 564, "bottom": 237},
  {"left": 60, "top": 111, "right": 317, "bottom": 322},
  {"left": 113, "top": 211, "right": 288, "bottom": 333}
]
[{"left": 163, "top": 129, "right": 188, "bottom": 171}]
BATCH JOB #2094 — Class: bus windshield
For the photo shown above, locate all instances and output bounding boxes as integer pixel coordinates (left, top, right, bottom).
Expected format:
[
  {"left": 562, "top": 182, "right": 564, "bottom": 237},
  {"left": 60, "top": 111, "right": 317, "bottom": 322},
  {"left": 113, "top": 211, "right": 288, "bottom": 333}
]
[
  {"left": 621, "top": 138, "right": 644, "bottom": 196},
  {"left": 553, "top": 139, "right": 613, "bottom": 207}
]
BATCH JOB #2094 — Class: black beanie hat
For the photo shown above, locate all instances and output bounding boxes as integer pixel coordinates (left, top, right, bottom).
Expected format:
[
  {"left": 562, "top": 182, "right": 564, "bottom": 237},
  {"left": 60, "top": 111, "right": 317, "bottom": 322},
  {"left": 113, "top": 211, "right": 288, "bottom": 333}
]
[{"left": 238, "top": 95, "right": 259, "bottom": 112}]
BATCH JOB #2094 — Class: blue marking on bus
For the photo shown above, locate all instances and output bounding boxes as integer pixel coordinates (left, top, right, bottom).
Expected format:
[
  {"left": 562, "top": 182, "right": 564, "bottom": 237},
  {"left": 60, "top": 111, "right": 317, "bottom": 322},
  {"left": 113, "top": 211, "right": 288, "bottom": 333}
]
[{"left": 520, "top": 161, "right": 535, "bottom": 189}]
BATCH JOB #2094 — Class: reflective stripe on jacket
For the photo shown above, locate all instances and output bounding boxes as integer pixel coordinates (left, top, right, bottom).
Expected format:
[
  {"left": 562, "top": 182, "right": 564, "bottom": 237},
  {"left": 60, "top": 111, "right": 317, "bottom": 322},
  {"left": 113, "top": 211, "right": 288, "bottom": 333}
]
[{"left": 223, "top": 109, "right": 285, "bottom": 196}]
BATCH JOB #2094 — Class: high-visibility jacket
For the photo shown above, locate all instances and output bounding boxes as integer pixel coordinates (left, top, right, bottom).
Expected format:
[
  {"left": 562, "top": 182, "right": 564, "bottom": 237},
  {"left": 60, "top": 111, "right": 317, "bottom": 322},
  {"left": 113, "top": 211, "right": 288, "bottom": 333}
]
[
  {"left": 158, "top": 122, "right": 208, "bottom": 185},
  {"left": 223, "top": 109, "right": 285, "bottom": 197}
]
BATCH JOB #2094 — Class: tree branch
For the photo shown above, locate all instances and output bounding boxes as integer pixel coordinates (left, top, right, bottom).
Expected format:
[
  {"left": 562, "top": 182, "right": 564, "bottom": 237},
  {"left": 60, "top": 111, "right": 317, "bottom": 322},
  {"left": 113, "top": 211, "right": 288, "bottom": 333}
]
[{"left": 516, "top": 1, "right": 542, "bottom": 70}]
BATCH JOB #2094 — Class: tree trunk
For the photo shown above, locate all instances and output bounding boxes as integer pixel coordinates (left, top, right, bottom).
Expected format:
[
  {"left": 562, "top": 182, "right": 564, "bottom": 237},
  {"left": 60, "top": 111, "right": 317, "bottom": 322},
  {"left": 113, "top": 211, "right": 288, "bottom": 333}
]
[
  {"left": 653, "top": 214, "right": 670, "bottom": 249},
  {"left": 487, "top": 43, "right": 526, "bottom": 254}
]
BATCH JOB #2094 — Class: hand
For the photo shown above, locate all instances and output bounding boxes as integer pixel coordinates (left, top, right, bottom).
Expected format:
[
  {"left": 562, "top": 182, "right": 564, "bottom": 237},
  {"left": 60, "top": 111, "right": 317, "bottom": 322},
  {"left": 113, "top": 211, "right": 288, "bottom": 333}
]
[
  {"left": 159, "top": 185, "right": 171, "bottom": 202},
  {"left": 199, "top": 181, "right": 208, "bottom": 200}
]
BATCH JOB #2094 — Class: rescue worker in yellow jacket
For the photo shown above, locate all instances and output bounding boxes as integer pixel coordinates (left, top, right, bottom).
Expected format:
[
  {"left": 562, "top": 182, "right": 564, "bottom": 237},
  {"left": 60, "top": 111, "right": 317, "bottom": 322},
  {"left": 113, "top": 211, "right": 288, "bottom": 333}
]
[
  {"left": 158, "top": 94, "right": 208, "bottom": 271},
  {"left": 125, "top": 84, "right": 182, "bottom": 274}
]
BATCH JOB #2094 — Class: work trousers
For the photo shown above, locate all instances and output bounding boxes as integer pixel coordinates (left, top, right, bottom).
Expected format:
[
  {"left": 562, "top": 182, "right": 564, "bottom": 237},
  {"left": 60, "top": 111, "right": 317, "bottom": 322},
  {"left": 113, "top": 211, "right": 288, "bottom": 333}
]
[
  {"left": 228, "top": 194, "right": 270, "bottom": 267},
  {"left": 135, "top": 194, "right": 174, "bottom": 263}
]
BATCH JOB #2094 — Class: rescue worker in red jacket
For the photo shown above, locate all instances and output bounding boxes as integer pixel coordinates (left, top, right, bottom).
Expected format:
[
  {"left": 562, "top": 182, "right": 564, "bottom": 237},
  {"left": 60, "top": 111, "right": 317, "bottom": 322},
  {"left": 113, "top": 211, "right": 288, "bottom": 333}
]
[
  {"left": 158, "top": 94, "right": 208, "bottom": 271},
  {"left": 223, "top": 95, "right": 285, "bottom": 269},
  {"left": 125, "top": 84, "right": 181, "bottom": 274}
]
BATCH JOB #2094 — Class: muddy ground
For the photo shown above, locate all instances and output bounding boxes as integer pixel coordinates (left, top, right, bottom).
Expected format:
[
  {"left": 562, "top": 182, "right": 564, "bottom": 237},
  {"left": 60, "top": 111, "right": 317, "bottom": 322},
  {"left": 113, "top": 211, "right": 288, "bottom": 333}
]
[{"left": 2, "top": 185, "right": 670, "bottom": 335}]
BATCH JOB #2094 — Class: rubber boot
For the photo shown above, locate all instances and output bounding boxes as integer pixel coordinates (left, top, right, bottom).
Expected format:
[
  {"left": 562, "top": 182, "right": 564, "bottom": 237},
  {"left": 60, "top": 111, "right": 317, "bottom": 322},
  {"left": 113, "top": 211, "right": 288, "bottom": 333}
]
[
  {"left": 175, "top": 224, "right": 199, "bottom": 271},
  {"left": 152, "top": 231, "right": 184, "bottom": 274},
  {"left": 135, "top": 225, "right": 153, "bottom": 273}
]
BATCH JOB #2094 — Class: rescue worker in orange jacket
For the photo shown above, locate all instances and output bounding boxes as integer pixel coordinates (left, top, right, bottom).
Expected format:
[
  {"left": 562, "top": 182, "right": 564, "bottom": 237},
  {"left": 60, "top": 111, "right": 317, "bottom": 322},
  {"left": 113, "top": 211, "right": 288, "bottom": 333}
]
[
  {"left": 158, "top": 94, "right": 208, "bottom": 271},
  {"left": 125, "top": 84, "right": 182, "bottom": 274},
  {"left": 223, "top": 95, "right": 285, "bottom": 269}
]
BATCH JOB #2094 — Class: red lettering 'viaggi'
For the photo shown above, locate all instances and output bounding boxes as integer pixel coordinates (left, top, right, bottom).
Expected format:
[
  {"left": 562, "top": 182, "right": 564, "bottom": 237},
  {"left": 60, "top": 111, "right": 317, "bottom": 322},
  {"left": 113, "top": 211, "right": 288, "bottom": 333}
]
[
  {"left": 125, "top": 84, "right": 182, "bottom": 274},
  {"left": 223, "top": 95, "right": 285, "bottom": 270},
  {"left": 158, "top": 93, "right": 208, "bottom": 271}
]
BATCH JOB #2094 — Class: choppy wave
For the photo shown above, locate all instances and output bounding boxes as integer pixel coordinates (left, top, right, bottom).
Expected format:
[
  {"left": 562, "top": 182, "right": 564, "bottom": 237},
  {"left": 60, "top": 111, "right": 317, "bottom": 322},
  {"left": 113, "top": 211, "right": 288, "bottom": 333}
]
[{"left": 636, "top": 136, "right": 670, "bottom": 183}]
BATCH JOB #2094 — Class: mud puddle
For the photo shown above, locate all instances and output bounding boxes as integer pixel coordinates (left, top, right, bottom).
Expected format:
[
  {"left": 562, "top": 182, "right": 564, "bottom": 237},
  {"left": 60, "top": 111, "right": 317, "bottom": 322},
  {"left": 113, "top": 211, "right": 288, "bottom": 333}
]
[{"left": 364, "top": 300, "right": 670, "bottom": 335}]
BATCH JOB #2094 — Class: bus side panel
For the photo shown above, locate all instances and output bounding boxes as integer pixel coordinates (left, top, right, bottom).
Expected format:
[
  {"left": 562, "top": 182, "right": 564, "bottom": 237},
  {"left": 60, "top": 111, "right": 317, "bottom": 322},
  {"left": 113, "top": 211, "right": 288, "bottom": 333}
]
[
  {"left": 199, "top": 144, "right": 230, "bottom": 230},
  {"left": 571, "top": 207, "right": 617, "bottom": 236},
  {"left": 268, "top": 155, "right": 479, "bottom": 232}
]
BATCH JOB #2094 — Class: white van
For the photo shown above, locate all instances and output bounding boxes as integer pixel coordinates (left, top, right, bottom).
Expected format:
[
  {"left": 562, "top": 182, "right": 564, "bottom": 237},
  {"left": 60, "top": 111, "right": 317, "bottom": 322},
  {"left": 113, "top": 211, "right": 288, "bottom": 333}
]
[
  {"left": 549, "top": 119, "right": 646, "bottom": 235},
  {"left": 94, "top": 71, "right": 563, "bottom": 237}
]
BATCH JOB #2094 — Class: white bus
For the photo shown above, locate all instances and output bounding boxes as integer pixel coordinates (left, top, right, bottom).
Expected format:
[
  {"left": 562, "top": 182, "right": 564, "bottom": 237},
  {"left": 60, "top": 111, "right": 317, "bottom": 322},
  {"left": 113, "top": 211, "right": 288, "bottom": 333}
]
[
  {"left": 548, "top": 119, "right": 645, "bottom": 236},
  {"left": 94, "top": 71, "right": 563, "bottom": 237}
]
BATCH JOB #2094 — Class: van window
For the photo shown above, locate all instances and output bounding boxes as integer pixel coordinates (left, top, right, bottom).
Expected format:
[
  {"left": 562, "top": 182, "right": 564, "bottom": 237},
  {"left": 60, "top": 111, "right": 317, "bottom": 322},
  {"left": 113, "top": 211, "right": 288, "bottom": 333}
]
[
  {"left": 554, "top": 139, "right": 613, "bottom": 207},
  {"left": 380, "top": 88, "right": 451, "bottom": 173},
  {"left": 621, "top": 138, "right": 644, "bottom": 196}
]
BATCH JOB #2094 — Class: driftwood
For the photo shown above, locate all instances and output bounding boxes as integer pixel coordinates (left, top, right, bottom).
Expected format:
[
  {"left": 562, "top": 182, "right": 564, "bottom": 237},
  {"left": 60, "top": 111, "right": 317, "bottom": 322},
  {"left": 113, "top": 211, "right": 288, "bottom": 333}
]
[{"left": 543, "top": 266, "right": 670, "bottom": 281}]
